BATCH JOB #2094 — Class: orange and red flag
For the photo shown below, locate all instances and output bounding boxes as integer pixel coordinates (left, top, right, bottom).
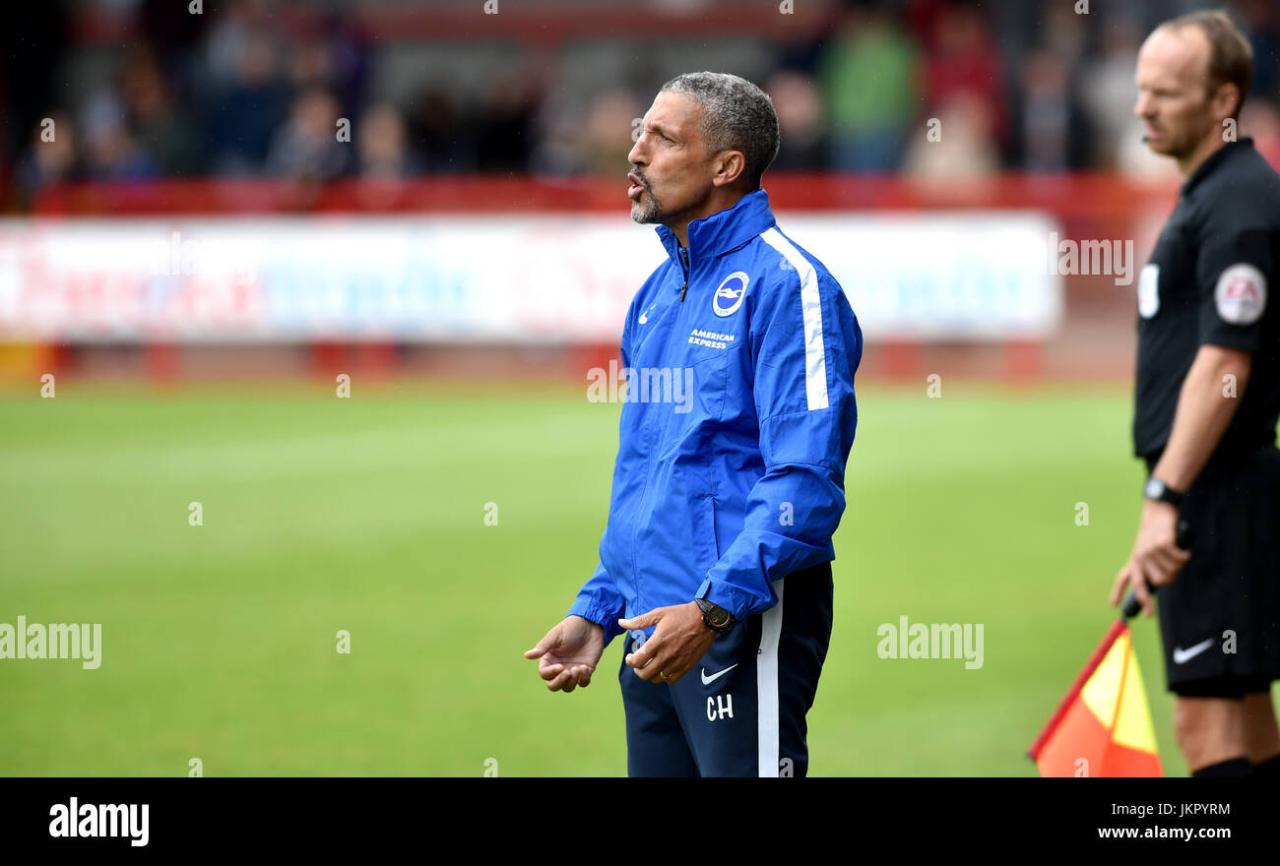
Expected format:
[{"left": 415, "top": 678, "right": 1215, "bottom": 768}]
[{"left": 1029, "top": 619, "right": 1162, "bottom": 777}]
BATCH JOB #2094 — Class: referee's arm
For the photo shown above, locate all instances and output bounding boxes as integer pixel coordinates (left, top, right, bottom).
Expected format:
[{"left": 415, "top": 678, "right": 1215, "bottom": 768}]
[
  {"left": 1155, "top": 219, "right": 1271, "bottom": 489},
  {"left": 1150, "top": 345, "right": 1251, "bottom": 491},
  {"left": 1112, "top": 219, "right": 1269, "bottom": 614},
  {"left": 1112, "top": 344, "right": 1251, "bottom": 616}
]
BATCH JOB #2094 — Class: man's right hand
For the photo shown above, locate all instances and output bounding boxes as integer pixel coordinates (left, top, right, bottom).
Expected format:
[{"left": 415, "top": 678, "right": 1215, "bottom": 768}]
[{"left": 524, "top": 616, "right": 605, "bottom": 693}]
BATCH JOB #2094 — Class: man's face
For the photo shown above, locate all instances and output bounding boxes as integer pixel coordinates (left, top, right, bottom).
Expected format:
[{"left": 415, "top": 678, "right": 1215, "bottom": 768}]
[
  {"left": 1133, "top": 26, "right": 1219, "bottom": 159},
  {"left": 626, "top": 90, "right": 715, "bottom": 226}
]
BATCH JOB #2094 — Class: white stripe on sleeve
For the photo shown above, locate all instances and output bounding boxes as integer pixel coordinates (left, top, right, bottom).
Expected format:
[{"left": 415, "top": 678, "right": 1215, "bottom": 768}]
[{"left": 759, "top": 227, "right": 828, "bottom": 411}]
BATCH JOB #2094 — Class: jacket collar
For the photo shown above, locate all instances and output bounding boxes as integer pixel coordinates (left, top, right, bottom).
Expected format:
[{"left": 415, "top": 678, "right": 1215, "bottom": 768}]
[{"left": 655, "top": 188, "right": 777, "bottom": 268}]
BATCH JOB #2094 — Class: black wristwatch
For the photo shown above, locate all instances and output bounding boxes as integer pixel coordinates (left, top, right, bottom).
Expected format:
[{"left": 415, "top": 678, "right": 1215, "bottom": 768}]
[
  {"left": 695, "top": 597, "right": 736, "bottom": 634},
  {"left": 1143, "top": 475, "right": 1185, "bottom": 508}
]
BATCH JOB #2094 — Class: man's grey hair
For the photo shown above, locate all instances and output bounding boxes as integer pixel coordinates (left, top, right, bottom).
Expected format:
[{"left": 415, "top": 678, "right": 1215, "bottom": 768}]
[{"left": 659, "top": 71, "right": 780, "bottom": 190}]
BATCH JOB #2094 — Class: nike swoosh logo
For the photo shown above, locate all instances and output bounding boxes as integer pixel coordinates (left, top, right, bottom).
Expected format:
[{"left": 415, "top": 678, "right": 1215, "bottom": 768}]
[
  {"left": 1173, "top": 638, "right": 1216, "bottom": 665},
  {"left": 700, "top": 663, "right": 739, "bottom": 685},
  {"left": 638, "top": 302, "right": 658, "bottom": 324}
]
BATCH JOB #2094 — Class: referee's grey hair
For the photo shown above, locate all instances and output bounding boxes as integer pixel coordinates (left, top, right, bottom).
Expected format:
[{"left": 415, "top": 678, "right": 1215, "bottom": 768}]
[{"left": 660, "top": 72, "right": 780, "bottom": 190}]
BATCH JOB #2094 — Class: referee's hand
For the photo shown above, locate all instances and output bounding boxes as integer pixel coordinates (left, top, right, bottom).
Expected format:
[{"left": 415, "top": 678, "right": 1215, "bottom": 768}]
[
  {"left": 1109, "top": 499, "right": 1191, "bottom": 616},
  {"left": 524, "top": 616, "right": 605, "bottom": 693}
]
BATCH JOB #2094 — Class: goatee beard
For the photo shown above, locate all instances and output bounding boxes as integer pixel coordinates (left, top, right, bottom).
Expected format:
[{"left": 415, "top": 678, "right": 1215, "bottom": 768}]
[{"left": 631, "top": 188, "right": 664, "bottom": 224}]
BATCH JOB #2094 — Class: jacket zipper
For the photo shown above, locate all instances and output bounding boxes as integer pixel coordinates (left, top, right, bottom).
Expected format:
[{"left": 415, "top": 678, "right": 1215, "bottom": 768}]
[
  {"left": 632, "top": 239, "right": 689, "bottom": 616},
  {"left": 679, "top": 245, "right": 689, "bottom": 302}
]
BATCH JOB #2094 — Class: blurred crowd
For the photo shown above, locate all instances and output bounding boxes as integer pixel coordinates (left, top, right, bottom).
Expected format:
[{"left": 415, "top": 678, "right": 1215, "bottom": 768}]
[{"left": 5, "top": 0, "right": 1280, "bottom": 207}]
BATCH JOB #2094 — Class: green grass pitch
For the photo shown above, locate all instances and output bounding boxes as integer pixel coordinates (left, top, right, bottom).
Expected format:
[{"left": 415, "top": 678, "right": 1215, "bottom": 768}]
[{"left": 0, "top": 380, "right": 1251, "bottom": 776}]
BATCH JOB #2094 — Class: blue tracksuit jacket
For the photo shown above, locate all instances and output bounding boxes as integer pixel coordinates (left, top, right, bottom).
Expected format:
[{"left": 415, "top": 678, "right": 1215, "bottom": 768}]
[{"left": 568, "top": 188, "right": 862, "bottom": 647}]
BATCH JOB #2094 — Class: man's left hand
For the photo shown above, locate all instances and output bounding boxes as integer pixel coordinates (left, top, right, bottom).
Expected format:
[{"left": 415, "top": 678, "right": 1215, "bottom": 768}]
[
  {"left": 1109, "top": 499, "right": 1191, "bottom": 617},
  {"left": 618, "top": 602, "right": 717, "bottom": 684}
]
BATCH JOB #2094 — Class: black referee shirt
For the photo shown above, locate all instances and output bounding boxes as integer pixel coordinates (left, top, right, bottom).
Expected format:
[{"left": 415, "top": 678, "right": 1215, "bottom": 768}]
[{"left": 1133, "top": 137, "right": 1280, "bottom": 460}]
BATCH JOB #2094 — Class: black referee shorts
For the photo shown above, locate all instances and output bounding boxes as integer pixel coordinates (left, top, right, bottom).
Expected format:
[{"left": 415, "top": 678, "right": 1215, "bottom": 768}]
[{"left": 1148, "top": 444, "right": 1280, "bottom": 699}]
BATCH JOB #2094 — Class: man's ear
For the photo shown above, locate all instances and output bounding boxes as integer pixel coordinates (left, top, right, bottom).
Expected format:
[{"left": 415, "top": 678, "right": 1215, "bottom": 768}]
[
  {"left": 711, "top": 149, "right": 747, "bottom": 188},
  {"left": 1210, "top": 81, "right": 1242, "bottom": 123}
]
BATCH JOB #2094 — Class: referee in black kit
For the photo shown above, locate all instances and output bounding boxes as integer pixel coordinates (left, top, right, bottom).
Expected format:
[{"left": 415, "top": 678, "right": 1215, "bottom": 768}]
[{"left": 1109, "top": 10, "right": 1280, "bottom": 777}]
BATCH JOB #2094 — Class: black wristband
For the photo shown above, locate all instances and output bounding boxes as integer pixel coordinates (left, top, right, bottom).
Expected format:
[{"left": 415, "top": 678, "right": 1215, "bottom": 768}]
[{"left": 1143, "top": 474, "right": 1185, "bottom": 508}]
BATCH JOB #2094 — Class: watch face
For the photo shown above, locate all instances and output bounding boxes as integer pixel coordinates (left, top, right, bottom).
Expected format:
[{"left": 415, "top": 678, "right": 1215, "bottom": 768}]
[
  {"left": 1144, "top": 478, "right": 1162, "bottom": 499},
  {"left": 699, "top": 599, "right": 731, "bottom": 629}
]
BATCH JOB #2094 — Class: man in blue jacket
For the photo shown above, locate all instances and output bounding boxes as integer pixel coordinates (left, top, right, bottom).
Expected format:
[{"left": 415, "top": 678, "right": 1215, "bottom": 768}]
[{"left": 525, "top": 72, "right": 863, "bottom": 777}]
